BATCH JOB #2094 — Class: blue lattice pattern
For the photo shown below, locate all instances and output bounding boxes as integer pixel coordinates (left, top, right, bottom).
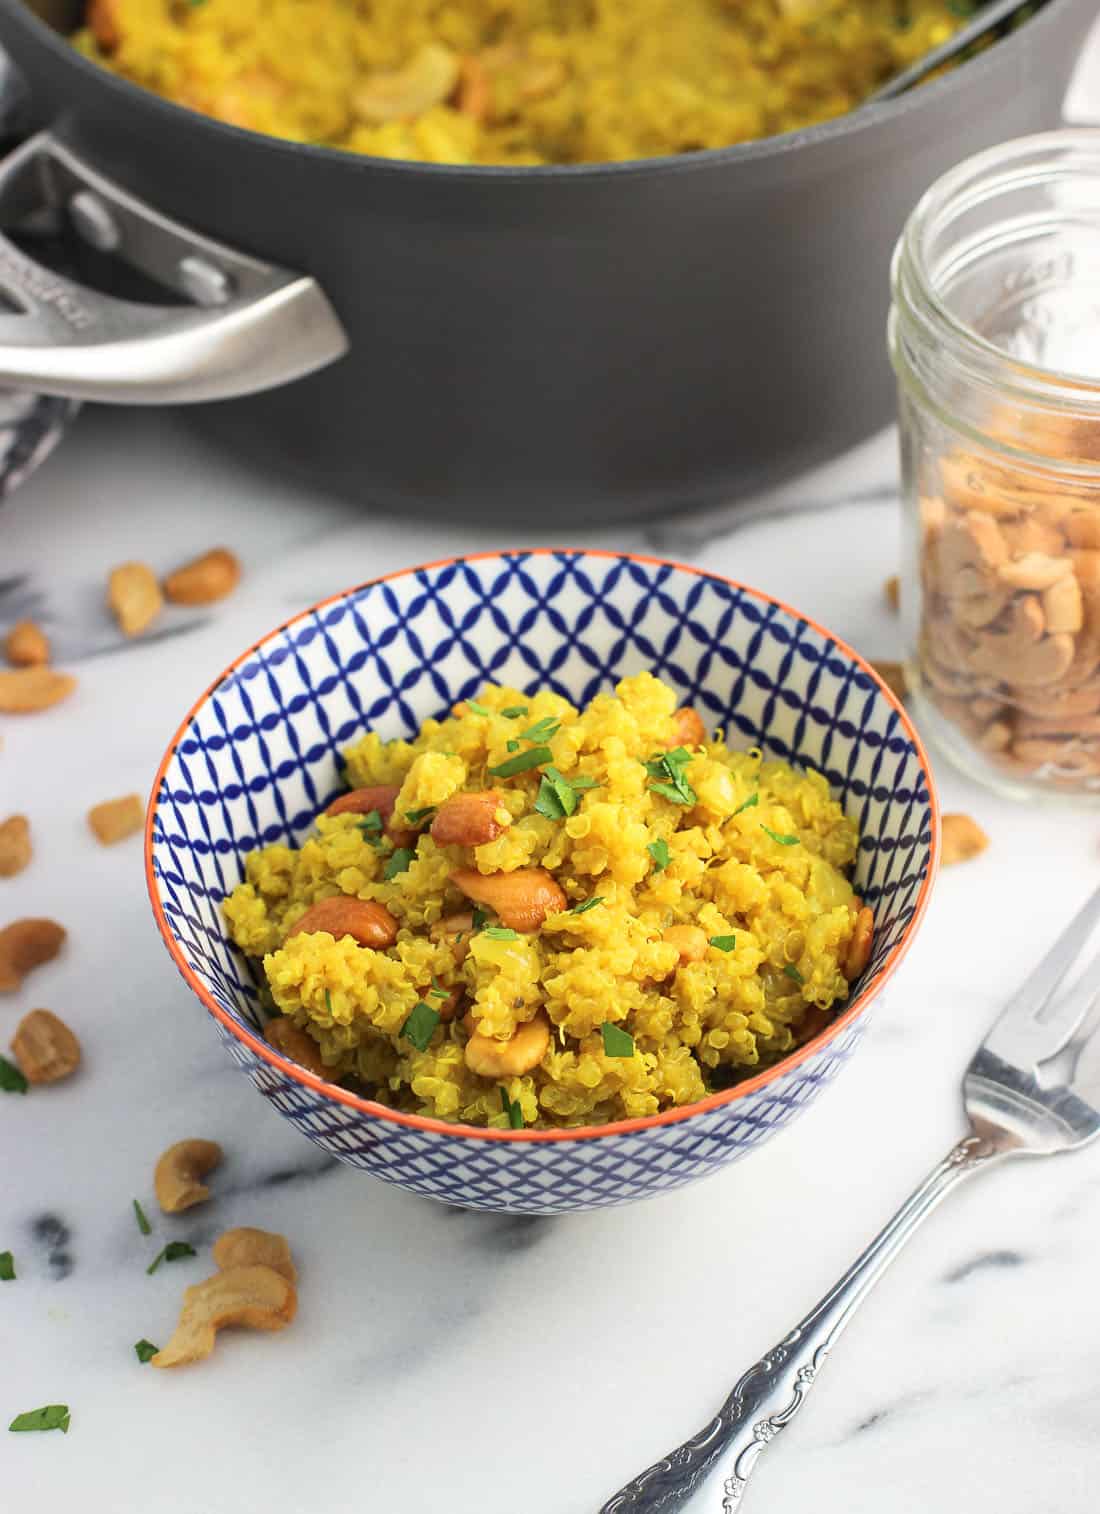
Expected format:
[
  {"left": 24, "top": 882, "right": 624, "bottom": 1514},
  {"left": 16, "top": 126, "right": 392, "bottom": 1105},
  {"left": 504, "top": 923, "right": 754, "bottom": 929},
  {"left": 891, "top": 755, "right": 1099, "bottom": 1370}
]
[{"left": 148, "top": 551, "right": 936, "bottom": 1215}]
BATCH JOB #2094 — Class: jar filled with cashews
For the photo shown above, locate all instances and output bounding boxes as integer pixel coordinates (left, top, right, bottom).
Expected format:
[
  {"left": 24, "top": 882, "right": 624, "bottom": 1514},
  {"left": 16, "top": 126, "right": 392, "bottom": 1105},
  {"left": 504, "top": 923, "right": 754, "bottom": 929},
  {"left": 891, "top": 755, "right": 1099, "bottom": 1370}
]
[{"left": 890, "top": 131, "right": 1100, "bottom": 800}]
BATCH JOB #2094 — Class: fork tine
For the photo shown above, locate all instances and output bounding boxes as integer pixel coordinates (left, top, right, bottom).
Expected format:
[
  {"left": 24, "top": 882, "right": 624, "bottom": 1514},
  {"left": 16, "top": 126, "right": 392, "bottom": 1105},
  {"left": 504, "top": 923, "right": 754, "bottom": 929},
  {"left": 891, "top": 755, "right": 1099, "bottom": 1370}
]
[{"left": 985, "top": 881, "right": 1100, "bottom": 1065}]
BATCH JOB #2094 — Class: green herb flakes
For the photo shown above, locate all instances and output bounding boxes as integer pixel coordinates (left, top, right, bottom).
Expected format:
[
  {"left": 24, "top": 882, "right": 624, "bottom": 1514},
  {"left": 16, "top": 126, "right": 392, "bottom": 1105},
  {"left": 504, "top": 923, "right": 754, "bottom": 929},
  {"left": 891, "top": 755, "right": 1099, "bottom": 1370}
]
[
  {"left": 783, "top": 964, "right": 805, "bottom": 985},
  {"left": 146, "top": 1241, "right": 197, "bottom": 1276},
  {"left": 709, "top": 935, "right": 737, "bottom": 953},
  {"left": 132, "top": 1199, "right": 152, "bottom": 1237},
  {"left": 324, "top": 988, "right": 334, "bottom": 1016},
  {"left": 601, "top": 1022, "right": 635, "bottom": 1058},
  {"left": 506, "top": 740, "right": 520, "bottom": 753},
  {"left": 357, "top": 809, "right": 383, "bottom": 833},
  {"left": 0, "top": 1055, "right": 27, "bottom": 1095},
  {"left": 760, "top": 825, "right": 799, "bottom": 847},
  {"left": 501, "top": 706, "right": 528, "bottom": 719},
  {"left": 428, "top": 979, "right": 449, "bottom": 1001},
  {"left": 384, "top": 847, "right": 416, "bottom": 880},
  {"left": 482, "top": 925, "right": 520, "bottom": 941},
  {"left": 134, "top": 1340, "right": 159, "bottom": 1365},
  {"left": 0, "top": 1251, "right": 14, "bottom": 1281},
  {"left": 489, "top": 744, "right": 553, "bottom": 779},
  {"left": 401, "top": 1001, "right": 440, "bottom": 1052},
  {"left": 9, "top": 1406, "right": 69, "bottom": 1434},
  {"left": 647, "top": 839, "right": 670, "bottom": 873},
  {"left": 645, "top": 746, "right": 697, "bottom": 806},
  {"left": 465, "top": 700, "right": 492, "bottom": 716},
  {"left": 404, "top": 806, "right": 436, "bottom": 824},
  {"left": 570, "top": 897, "right": 604, "bottom": 915},
  {"left": 499, "top": 1087, "right": 524, "bottom": 1129},
  {"left": 732, "top": 793, "right": 759, "bottom": 816},
  {"left": 472, "top": 907, "right": 489, "bottom": 930},
  {"left": 519, "top": 716, "right": 560, "bottom": 743}
]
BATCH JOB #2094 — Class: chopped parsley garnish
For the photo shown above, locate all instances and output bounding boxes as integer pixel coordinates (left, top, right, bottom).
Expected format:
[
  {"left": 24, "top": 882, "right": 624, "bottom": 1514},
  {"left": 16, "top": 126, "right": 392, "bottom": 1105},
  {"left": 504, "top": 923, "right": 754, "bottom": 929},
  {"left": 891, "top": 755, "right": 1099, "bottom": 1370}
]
[
  {"left": 465, "top": 700, "right": 493, "bottom": 716},
  {"left": 507, "top": 739, "right": 520, "bottom": 753},
  {"left": 146, "top": 1241, "right": 197, "bottom": 1276},
  {"left": 783, "top": 964, "right": 805, "bottom": 985},
  {"left": 0, "top": 1251, "right": 14, "bottom": 1281},
  {"left": 534, "top": 765, "right": 598, "bottom": 821},
  {"left": 0, "top": 1055, "right": 27, "bottom": 1095},
  {"left": 357, "top": 809, "right": 383, "bottom": 833},
  {"left": 601, "top": 1022, "right": 635, "bottom": 1058},
  {"left": 404, "top": 806, "right": 436, "bottom": 824},
  {"left": 489, "top": 744, "right": 553, "bottom": 779},
  {"left": 519, "top": 715, "right": 560, "bottom": 743},
  {"left": 760, "top": 825, "right": 799, "bottom": 847},
  {"left": 732, "top": 793, "right": 759, "bottom": 816},
  {"left": 647, "top": 839, "right": 670, "bottom": 872},
  {"left": 645, "top": 746, "right": 696, "bottom": 806},
  {"left": 428, "top": 978, "right": 450, "bottom": 1001},
  {"left": 401, "top": 1001, "right": 440, "bottom": 1052},
  {"left": 709, "top": 935, "right": 737, "bottom": 952},
  {"left": 482, "top": 925, "right": 520, "bottom": 941},
  {"left": 384, "top": 847, "right": 416, "bottom": 879},
  {"left": 472, "top": 907, "right": 489, "bottom": 930},
  {"left": 324, "top": 988, "right": 335, "bottom": 1016},
  {"left": 501, "top": 706, "right": 528, "bottom": 719},
  {"left": 570, "top": 897, "right": 604, "bottom": 915},
  {"left": 9, "top": 1405, "right": 70, "bottom": 1434},
  {"left": 134, "top": 1340, "right": 159, "bottom": 1365},
  {"left": 499, "top": 1087, "right": 524, "bottom": 1129},
  {"left": 132, "top": 1199, "right": 152, "bottom": 1237}
]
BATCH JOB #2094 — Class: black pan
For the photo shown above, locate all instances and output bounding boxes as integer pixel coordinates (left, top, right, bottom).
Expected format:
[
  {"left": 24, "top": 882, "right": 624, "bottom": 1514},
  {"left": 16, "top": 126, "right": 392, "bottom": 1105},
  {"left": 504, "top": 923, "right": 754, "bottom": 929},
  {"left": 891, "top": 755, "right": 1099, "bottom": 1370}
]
[{"left": 0, "top": 0, "right": 1092, "bottom": 521}]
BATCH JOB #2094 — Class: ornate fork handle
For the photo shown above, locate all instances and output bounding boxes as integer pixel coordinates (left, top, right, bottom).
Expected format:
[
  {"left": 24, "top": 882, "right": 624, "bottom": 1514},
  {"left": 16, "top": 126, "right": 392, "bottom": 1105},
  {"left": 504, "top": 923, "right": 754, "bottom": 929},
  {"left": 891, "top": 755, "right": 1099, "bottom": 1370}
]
[{"left": 600, "top": 1132, "right": 1009, "bottom": 1513}]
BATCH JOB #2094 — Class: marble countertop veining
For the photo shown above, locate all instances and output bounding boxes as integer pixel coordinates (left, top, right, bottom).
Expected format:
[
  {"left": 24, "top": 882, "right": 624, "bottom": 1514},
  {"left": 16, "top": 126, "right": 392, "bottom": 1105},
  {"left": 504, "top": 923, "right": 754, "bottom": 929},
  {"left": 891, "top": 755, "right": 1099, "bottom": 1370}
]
[{"left": 2, "top": 404, "right": 1100, "bottom": 1514}]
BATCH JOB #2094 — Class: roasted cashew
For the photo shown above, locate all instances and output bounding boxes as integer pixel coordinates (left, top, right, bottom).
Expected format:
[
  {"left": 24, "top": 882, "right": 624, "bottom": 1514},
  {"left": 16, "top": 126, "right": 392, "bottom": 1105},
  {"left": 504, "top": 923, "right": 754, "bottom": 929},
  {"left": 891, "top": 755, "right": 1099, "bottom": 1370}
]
[
  {"left": 464, "top": 1012, "right": 551, "bottom": 1078},
  {"left": 212, "top": 1228, "right": 297, "bottom": 1283},
  {"left": 450, "top": 867, "right": 566, "bottom": 932},
  {"left": 431, "top": 791, "right": 508, "bottom": 848},
  {"left": 287, "top": 896, "right": 398, "bottom": 949},
  {"left": 154, "top": 1139, "right": 224, "bottom": 1214},
  {"left": 152, "top": 1265, "right": 297, "bottom": 1369},
  {"left": 661, "top": 924, "right": 708, "bottom": 965}
]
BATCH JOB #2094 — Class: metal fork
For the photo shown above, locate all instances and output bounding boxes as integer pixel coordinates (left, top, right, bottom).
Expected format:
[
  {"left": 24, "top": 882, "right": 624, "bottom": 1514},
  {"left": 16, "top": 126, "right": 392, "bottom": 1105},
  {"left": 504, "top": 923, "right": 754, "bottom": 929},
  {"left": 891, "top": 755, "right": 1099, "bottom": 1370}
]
[{"left": 600, "top": 881, "right": 1100, "bottom": 1513}]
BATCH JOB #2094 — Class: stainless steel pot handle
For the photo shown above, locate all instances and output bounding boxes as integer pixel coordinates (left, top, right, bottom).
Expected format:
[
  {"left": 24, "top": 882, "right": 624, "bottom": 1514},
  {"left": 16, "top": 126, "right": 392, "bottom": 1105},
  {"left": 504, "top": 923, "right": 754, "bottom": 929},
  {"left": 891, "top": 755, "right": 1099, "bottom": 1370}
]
[{"left": 0, "top": 132, "right": 348, "bottom": 403}]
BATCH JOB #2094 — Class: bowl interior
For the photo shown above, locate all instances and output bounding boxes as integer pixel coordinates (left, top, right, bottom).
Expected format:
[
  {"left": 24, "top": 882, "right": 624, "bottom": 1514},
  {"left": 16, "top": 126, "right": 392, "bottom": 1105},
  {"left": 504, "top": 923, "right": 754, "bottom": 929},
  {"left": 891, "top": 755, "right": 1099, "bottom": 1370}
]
[{"left": 148, "top": 551, "right": 936, "bottom": 1126}]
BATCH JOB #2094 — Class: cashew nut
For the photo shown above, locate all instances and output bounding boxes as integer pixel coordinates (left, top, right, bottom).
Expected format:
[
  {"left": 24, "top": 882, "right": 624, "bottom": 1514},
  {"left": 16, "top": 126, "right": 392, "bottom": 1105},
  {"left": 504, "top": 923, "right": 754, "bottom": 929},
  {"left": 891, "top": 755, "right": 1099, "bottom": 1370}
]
[
  {"left": 4, "top": 619, "right": 49, "bottom": 667},
  {"left": 967, "top": 600, "right": 1074, "bottom": 687},
  {"left": 354, "top": 44, "right": 460, "bottom": 123},
  {"left": 843, "top": 905, "right": 874, "bottom": 981},
  {"left": 286, "top": 896, "right": 398, "bottom": 950},
  {"left": 325, "top": 785, "right": 417, "bottom": 847},
  {"left": 430, "top": 791, "right": 508, "bottom": 848},
  {"left": 11, "top": 1009, "right": 81, "bottom": 1084},
  {"left": 450, "top": 867, "right": 566, "bottom": 932},
  {"left": 151, "top": 1265, "right": 297, "bottom": 1369},
  {"left": 941, "top": 813, "right": 989, "bottom": 867},
  {"left": 661, "top": 924, "right": 708, "bottom": 965},
  {"left": 264, "top": 1016, "right": 330, "bottom": 1079},
  {"left": 1041, "top": 573, "right": 1083, "bottom": 635},
  {"left": 0, "top": 667, "right": 76, "bottom": 713},
  {"left": 154, "top": 1139, "right": 224, "bottom": 1214},
  {"left": 883, "top": 575, "right": 900, "bottom": 612},
  {"left": 0, "top": 815, "right": 31, "bottom": 878},
  {"left": 0, "top": 917, "right": 65, "bottom": 994},
  {"left": 464, "top": 1011, "right": 551, "bottom": 1078},
  {"left": 997, "top": 552, "right": 1073, "bottom": 592},
  {"left": 870, "top": 660, "right": 907, "bottom": 701},
  {"left": 163, "top": 548, "right": 241, "bottom": 606},
  {"left": 88, "top": 794, "right": 144, "bottom": 846},
  {"left": 429, "top": 912, "right": 474, "bottom": 963},
  {"left": 107, "top": 561, "right": 162, "bottom": 638},
  {"left": 212, "top": 1228, "right": 297, "bottom": 1283},
  {"left": 668, "top": 708, "right": 706, "bottom": 748}
]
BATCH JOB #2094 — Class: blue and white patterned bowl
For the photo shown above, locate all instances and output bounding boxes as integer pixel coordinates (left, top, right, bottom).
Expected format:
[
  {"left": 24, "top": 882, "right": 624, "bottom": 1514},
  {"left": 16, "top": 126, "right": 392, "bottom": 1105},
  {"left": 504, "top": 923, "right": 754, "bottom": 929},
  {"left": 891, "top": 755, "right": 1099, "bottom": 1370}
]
[{"left": 146, "top": 550, "right": 939, "bottom": 1214}]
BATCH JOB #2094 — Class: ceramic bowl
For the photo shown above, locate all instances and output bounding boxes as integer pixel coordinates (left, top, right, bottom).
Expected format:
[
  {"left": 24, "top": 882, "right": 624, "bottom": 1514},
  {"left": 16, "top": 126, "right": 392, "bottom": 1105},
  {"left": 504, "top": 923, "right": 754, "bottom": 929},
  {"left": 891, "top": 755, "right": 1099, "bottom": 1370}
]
[{"left": 146, "top": 550, "right": 939, "bottom": 1214}]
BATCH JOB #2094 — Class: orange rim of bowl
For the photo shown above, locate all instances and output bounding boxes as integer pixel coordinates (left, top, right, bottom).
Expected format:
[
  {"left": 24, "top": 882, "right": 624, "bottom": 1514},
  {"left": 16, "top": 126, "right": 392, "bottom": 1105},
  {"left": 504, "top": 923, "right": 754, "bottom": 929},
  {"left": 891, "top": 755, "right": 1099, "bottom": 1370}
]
[{"left": 145, "top": 547, "right": 941, "bottom": 1144}]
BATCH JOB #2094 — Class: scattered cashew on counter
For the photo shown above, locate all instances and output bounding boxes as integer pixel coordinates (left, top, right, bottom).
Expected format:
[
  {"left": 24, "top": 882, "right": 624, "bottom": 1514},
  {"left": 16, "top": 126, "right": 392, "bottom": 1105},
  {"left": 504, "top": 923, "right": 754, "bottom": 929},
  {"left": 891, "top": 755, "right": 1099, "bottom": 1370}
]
[{"left": 154, "top": 1139, "right": 224, "bottom": 1215}]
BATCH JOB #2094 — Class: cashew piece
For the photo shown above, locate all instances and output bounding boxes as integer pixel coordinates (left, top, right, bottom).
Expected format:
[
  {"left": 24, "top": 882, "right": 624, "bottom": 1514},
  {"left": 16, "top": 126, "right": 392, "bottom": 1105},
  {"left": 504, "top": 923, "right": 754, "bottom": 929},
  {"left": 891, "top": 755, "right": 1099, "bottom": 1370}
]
[
  {"left": 88, "top": 794, "right": 144, "bottom": 846},
  {"left": 0, "top": 918, "right": 66, "bottom": 994},
  {"left": 997, "top": 552, "right": 1073, "bottom": 591},
  {"left": 870, "top": 660, "right": 907, "bottom": 701},
  {"left": 450, "top": 867, "right": 566, "bottom": 932},
  {"left": 286, "top": 896, "right": 398, "bottom": 950},
  {"left": 429, "top": 911, "right": 475, "bottom": 963},
  {"left": 0, "top": 816, "right": 32, "bottom": 878},
  {"left": 107, "top": 561, "right": 162, "bottom": 637},
  {"left": 1041, "top": 574, "right": 1083, "bottom": 635},
  {"left": 212, "top": 1228, "right": 297, "bottom": 1283},
  {"left": 354, "top": 43, "right": 460, "bottom": 123},
  {"left": 4, "top": 619, "right": 49, "bottom": 667},
  {"left": 163, "top": 548, "right": 241, "bottom": 606},
  {"left": 668, "top": 708, "right": 706, "bottom": 747},
  {"left": 0, "top": 667, "right": 76, "bottom": 713},
  {"left": 662, "top": 924, "right": 708, "bottom": 965},
  {"left": 843, "top": 906, "right": 874, "bottom": 981},
  {"left": 464, "top": 1011, "right": 551, "bottom": 1079},
  {"left": 941, "top": 813, "right": 989, "bottom": 867},
  {"left": 325, "top": 784, "right": 417, "bottom": 847},
  {"left": 152, "top": 1265, "right": 297, "bottom": 1368},
  {"left": 11, "top": 1009, "right": 81, "bottom": 1084},
  {"left": 264, "top": 1016, "right": 330, "bottom": 1079},
  {"left": 154, "top": 1139, "right": 224, "bottom": 1214},
  {"left": 430, "top": 791, "right": 508, "bottom": 848}
]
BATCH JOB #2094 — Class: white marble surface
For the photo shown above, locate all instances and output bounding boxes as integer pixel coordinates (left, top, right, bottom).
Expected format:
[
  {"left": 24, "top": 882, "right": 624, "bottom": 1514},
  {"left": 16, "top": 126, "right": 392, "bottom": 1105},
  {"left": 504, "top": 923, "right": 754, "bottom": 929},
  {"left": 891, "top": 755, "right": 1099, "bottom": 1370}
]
[{"left": 2, "top": 403, "right": 1099, "bottom": 1514}]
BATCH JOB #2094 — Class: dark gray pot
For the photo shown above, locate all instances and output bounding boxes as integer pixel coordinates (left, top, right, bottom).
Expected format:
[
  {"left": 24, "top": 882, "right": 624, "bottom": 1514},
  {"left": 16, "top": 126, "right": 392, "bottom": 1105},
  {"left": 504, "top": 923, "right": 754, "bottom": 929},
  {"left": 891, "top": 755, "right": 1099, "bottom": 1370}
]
[{"left": 0, "top": 0, "right": 1093, "bottom": 520}]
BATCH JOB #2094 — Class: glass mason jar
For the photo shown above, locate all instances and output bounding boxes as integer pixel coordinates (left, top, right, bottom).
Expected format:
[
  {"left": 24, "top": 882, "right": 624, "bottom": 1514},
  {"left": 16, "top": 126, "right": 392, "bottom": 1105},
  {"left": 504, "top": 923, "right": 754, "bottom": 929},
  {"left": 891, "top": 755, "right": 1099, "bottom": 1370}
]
[{"left": 890, "top": 131, "right": 1100, "bottom": 801}]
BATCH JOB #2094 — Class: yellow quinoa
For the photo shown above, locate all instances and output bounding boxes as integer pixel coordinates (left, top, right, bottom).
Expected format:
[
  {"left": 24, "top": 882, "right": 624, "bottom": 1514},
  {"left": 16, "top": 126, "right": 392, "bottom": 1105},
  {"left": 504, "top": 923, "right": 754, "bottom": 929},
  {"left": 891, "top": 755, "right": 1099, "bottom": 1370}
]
[
  {"left": 224, "top": 672, "right": 870, "bottom": 1129},
  {"left": 78, "top": 0, "right": 971, "bottom": 166}
]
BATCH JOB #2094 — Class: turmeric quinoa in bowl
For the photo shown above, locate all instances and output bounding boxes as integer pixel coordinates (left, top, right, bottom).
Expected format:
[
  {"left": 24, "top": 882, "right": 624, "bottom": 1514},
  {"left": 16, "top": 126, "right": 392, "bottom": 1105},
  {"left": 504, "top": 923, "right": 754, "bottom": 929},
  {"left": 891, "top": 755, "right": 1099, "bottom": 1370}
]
[
  {"left": 224, "top": 672, "right": 874, "bottom": 1130},
  {"left": 79, "top": 0, "right": 979, "bottom": 167}
]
